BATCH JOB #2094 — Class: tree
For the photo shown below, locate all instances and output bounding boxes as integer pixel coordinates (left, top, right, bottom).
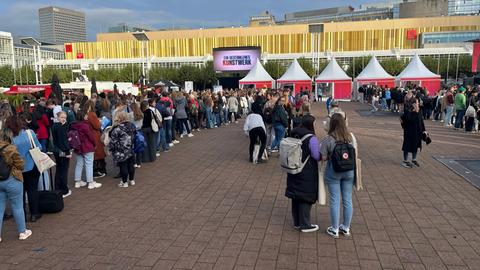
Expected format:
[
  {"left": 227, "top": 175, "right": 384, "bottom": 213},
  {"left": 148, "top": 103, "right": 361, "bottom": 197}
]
[
  {"left": 264, "top": 61, "right": 286, "bottom": 80},
  {"left": 380, "top": 58, "right": 407, "bottom": 76},
  {"left": 346, "top": 56, "right": 371, "bottom": 78},
  {"left": 197, "top": 61, "right": 217, "bottom": 89},
  {"left": 176, "top": 65, "right": 200, "bottom": 87},
  {"left": 297, "top": 58, "right": 316, "bottom": 78},
  {"left": 0, "top": 65, "right": 15, "bottom": 87}
]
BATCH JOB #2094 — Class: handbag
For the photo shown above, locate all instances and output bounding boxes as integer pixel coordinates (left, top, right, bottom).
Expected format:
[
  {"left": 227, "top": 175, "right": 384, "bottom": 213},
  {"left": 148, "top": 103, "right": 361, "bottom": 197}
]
[
  {"left": 27, "top": 130, "right": 56, "bottom": 173},
  {"left": 151, "top": 110, "right": 159, "bottom": 132},
  {"left": 466, "top": 105, "right": 476, "bottom": 118},
  {"left": 318, "top": 161, "right": 327, "bottom": 205}
]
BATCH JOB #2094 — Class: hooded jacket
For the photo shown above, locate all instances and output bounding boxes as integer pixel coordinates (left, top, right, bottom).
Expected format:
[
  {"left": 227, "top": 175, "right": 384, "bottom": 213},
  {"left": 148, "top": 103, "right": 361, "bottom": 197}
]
[{"left": 70, "top": 120, "right": 96, "bottom": 154}]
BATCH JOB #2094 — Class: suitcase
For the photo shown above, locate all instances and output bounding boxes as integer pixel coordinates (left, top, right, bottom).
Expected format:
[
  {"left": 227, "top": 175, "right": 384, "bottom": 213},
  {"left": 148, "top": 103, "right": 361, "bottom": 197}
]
[{"left": 38, "top": 168, "right": 64, "bottom": 213}]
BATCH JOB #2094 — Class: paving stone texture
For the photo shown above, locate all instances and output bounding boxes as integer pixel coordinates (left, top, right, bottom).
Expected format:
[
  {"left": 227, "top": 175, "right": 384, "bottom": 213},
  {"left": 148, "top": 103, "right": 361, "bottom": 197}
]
[{"left": 0, "top": 102, "right": 479, "bottom": 270}]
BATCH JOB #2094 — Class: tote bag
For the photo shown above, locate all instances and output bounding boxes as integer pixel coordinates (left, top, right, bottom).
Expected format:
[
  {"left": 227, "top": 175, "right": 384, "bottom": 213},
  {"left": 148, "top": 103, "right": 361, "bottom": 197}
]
[
  {"left": 318, "top": 161, "right": 327, "bottom": 205},
  {"left": 27, "top": 130, "right": 56, "bottom": 173}
]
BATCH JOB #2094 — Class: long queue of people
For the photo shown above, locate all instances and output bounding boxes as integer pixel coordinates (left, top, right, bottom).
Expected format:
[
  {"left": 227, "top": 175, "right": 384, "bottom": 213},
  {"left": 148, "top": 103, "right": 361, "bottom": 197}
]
[
  {"left": 0, "top": 88, "right": 255, "bottom": 242},
  {"left": 244, "top": 90, "right": 361, "bottom": 237}
]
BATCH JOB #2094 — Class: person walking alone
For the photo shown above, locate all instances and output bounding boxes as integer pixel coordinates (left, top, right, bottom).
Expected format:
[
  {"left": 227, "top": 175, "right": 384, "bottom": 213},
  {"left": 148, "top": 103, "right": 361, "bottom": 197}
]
[{"left": 243, "top": 106, "right": 267, "bottom": 164}]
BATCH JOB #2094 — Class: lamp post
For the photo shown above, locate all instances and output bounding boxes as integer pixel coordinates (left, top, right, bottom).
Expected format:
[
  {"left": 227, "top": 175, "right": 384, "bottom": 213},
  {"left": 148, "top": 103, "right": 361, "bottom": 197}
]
[
  {"left": 21, "top": 37, "right": 42, "bottom": 85},
  {"left": 132, "top": 32, "right": 150, "bottom": 87}
]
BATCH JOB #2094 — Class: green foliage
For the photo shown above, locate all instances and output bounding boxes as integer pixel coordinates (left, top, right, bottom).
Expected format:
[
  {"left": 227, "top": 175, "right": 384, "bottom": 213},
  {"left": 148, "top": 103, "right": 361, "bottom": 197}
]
[
  {"left": 264, "top": 61, "right": 287, "bottom": 80},
  {"left": 42, "top": 67, "right": 72, "bottom": 83},
  {"left": 0, "top": 93, "right": 25, "bottom": 108},
  {"left": 380, "top": 58, "right": 407, "bottom": 76},
  {"left": 297, "top": 58, "right": 316, "bottom": 78},
  {"left": 346, "top": 56, "right": 371, "bottom": 78},
  {"left": 0, "top": 66, "right": 15, "bottom": 87}
]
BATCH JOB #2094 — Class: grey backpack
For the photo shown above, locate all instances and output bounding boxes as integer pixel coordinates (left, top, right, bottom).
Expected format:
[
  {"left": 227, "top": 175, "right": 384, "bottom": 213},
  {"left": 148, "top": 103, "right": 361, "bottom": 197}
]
[{"left": 279, "top": 134, "right": 313, "bottom": 174}]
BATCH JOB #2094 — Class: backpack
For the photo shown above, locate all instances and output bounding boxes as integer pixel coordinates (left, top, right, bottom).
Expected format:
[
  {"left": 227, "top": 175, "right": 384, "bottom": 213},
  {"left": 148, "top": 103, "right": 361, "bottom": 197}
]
[
  {"left": 0, "top": 145, "right": 12, "bottom": 181},
  {"left": 279, "top": 134, "right": 313, "bottom": 175},
  {"left": 101, "top": 126, "right": 113, "bottom": 146},
  {"left": 190, "top": 102, "right": 198, "bottom": 115},
  {"left": 133, "top": 131, "right": 147, "bottom": 153},
  {"left": 67, "top": 129, "right": 82, "bottom": 151},
  {"left": 263, "top": 106, "right": 273, "bottom": 124},
  {"left": 330, "top": 141, "right": 356, "bottom": 172}
]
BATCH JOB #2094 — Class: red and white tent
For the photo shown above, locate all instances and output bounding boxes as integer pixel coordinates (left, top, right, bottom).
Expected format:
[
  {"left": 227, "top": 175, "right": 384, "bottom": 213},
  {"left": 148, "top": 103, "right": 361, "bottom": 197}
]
[
  {"left": 315, "top": 58, "right": 352, "bottom": 100},
  {"left": 4, "top": 85, "right": 52, "bottom": 99},
  {"left": 355, "top": 56, "right": 394, "bottom": 88},
  {"left": 239, "top": 59, "right": 274, "bottom": 89},
  {"left": 277, "top": 59, "right": 312, "bottom": 94},
  {"left": 396, "top": 55, "right": 441, "bottom": 95}
]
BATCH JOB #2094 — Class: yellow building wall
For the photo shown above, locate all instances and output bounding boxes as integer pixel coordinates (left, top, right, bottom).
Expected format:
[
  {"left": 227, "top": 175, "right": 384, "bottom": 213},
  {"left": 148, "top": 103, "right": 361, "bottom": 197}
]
[{"left": 64, "top": 16, "right": 480, "bottom": 60}]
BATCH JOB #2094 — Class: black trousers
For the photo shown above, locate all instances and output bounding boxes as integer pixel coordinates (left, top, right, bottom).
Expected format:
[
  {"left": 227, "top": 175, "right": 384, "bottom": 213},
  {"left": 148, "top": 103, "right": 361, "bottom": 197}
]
[
  {"left": 94, "top": 159, "right": 107, "bottom": 174},
  {"left": 54, "top": 154, "right": 70, "bottom": 195},
  {"left": 135, "top": 153, "right": 142, "bottom": 166},
  {"left": 291, "top": 199, "right": 313, "bottom": 229},
  {"left": 142, "top": 129, "right": 157, "bottom": 163},
  {"left": 118, "top": 157, "right": 135, "bottom": 183},
  {"left": 23, "top": 166, "right": 40, "bottom": 216},
  {"left": 249, "top": 127, "right": 267, "bottom": 162},
  {"left": 177, "top": 118, "right": 191, "bottom": 134}
]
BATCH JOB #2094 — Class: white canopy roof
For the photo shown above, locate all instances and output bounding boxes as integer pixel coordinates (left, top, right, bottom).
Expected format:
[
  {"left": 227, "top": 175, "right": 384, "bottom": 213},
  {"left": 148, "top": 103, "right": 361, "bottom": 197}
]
[
  {"left": 316, "top": 58, "right": 351, "bottom": 81},
  {"left": 356, "top": 56, "right": 394, "bottom": 80},
  {"left": 239, "top": 59, "right": 274, "bottom": 83},
  {"left": 277, "top": 59, "right": 311, "bottom": 82},
  {"left": 397, "top": 54, "right": 440, "bottom": 79}
]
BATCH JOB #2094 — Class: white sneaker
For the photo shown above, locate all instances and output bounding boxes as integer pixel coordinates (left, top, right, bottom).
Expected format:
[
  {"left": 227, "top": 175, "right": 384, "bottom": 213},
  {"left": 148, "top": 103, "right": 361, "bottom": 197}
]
[
  {"left": 187, "top": 133, "right": 194, "bottom": 138},
  {"left": 196, "top": 129, "right": 201, "bottom": 132},
  {"left": 118, "top": 182, "right": 128, "bottom": 188},
  {"left": 129, "top": 180, "right": 135, "bottom": 186},
  {"left": 74, "top": 181, "right": 87, "bottom": 188},
  {"left": 134, "top": 164, "right": 139, "bottom": 168},
  {"left": 235, "top": 121, "right": 238, "bottom": 124},
  {"left": 169, "top": 143, "right": 174, "bottom": 147},
  {"left": 62, "top": 190, "right": 72, "bottom": 198},
  {"left": 19, "top": 229, "right": 32, "bottom": 240},
  {"left": 339, "top": 224, "right": 351, "bottom": 237},
  {"left": 180, "top": 134, "right": 185, "bottom": 138},
  {"left": 156, "top": 153, "right": 160, "bottom": 157},
  {"left": 88, "top": 182, "right": 102, "bottom": 189},
  {"left": 326, "top": 226, "right": 339, "bottom": 238},
  {"left": 173, "top": 140, "right": 180, "bottom": 144},
  {"left": 301, "top": 224, "right": 319, "bottom": 233}
]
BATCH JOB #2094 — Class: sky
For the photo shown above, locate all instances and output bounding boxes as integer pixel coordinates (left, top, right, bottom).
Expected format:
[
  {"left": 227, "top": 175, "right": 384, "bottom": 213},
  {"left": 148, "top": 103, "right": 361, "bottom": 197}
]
[{"left": 0, "top": 0, "right": 372, "bottom": 41}]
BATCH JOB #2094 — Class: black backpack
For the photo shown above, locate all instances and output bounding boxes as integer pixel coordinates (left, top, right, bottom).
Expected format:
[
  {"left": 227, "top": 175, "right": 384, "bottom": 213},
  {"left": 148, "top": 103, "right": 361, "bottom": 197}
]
[
  {"left": 331, "top": 141, "right": 356, "bottom": 172},
  {"left": 0, "top": 145, "right": 12, "bottom": 181},
  {"left": 264, "top": 106, "right": 273, "bottom": 124}
]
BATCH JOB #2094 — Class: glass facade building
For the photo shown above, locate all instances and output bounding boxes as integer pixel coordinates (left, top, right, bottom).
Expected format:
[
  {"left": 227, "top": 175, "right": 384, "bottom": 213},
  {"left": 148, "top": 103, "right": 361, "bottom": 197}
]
[
  {"left": 448, "top": 0, "right": 480, "bottom": 15},
  {"left": 39, "top": 6, "right": 86, "bottom": 44},
  {"left": 422, "top": 31, "right": 480, "bottom": 45}
]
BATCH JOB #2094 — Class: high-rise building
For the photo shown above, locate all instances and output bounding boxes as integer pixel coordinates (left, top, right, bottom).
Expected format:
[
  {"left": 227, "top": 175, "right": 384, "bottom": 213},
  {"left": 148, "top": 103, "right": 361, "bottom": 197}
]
[
  {"left": 0, "top": 31, "right": 14, "bottom": 67},
  {"left": 39, "top": 6, "right": 86, "bottom": 44},
  {"left": 448, "top": 0, "right": 480, "bottom": 15}
]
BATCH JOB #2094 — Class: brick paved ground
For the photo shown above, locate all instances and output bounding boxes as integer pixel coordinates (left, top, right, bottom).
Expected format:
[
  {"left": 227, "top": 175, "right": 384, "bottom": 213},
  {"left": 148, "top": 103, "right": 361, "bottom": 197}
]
[{"left": 0, "top": 102, "right": 479, "bottom": 270}]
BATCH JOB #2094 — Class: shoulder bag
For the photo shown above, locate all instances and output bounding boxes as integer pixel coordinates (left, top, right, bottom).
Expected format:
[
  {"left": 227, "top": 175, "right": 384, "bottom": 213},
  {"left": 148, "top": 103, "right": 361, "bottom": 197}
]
[{"left": 27, "top": 130, "right": 56, "bottom": 173}]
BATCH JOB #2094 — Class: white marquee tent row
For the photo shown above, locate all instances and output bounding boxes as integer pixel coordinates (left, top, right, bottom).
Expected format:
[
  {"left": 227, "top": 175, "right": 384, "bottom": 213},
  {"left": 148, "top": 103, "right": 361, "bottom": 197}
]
[{"left": 238, "top": 55, "right": 442, "bottom": 98}]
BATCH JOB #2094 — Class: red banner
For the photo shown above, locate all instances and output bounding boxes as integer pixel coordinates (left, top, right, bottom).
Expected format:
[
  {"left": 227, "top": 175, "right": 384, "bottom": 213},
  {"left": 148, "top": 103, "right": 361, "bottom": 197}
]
[
  {"left": 472, "top": 41, "right": 480, "bottom": 73},
  {"left": 65, "top": 44, "right": 72, "bottom": 53},
  {"left": 76, "top": 52, "right": 84, "bottom": 59},
  {"left": 406, "top": 29, "right": 417, "bottom": 40}
]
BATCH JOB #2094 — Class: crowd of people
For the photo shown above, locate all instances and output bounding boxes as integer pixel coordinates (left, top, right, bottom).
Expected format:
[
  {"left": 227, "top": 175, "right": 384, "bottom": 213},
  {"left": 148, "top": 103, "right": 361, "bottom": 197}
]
[{"left": 355, "top": 84, "right": 480, "bottom": 133}]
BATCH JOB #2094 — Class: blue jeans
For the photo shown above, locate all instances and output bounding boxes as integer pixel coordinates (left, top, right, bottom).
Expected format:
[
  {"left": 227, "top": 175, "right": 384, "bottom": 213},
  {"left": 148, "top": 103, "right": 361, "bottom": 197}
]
[
  {"left": 222, "top": 108, "right": 228, "bottom": 123},
  {"left": 206, "top": 107, "right": 213, "bottom": 128},
  {"left": 325, "top": 163, "right": 355, "bottom": 231},
  {"left": 164, "top": 119, "right": 172, "bottom": 144},
  {"left": 157, "top": 127, "right": 169, "bottom": 151},
  {"left": 444, "top": 106, "right": 454, "bottom": 126},
  {"left": 454, "top": 109, "right": 466, "bottom": 129},
  {"left": 215, "top": 112, "right": 221, "bottom": 126},
  {"left": 75, "top": 152, "right": 94, "bottom": 183},
  {"left": 270, "top": 124, "right": 286, "bottom": 150},
  {"left": 0, "top": 176, "right": 27, "bottom": 234},
  {"left": 39, "top": 139, "right": 47, "bottom": 153}
]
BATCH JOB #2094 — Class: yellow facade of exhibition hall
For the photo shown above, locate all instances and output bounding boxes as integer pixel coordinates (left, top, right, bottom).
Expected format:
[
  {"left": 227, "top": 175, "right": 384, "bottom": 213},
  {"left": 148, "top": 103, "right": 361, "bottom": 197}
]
[{"left": 64, "top": 16, "right": 480, "bottom": 60}]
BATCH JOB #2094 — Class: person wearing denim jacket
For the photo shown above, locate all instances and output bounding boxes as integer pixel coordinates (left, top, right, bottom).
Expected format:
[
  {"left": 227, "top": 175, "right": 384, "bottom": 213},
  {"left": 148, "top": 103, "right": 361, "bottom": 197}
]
[{"left": 320, "top": 113, "right": 357, "bottom": 238}]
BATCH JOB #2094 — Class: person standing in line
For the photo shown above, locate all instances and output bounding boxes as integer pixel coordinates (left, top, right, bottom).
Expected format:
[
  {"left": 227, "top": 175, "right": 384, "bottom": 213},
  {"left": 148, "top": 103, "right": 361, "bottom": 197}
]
[
  {"left": 444, "top": 88, "right": 455, "bottom": 127},
  {"left": 454, "top": 87, "right": 467, "bottom": 130},
  {"left": 131, "top": 102, "right": 144, "bottom": 167},
  {"left": 243, "top": 106, "right": 267, "bottom": 164},
  {"left": 401, "top": 97, "right": 426, "bottom": 168},
  {"left": 174, "top": 92, "right": 193, "bottom": 138},
  {"left": 109, "top": 111, "right": 136, "bottom": 188},
  {"left": 84, "top": 101, "right": 107, "bottom": 178},
  {"left": 286, "top": 115, "right": 320, "bottom": 232},
  {"left": 141, "top": 100, "right": 159, "bottom": 163},
  {"left": 228, "top": 92, "right": 239, "bottom": 123},
  {"left": 6, "top": 115, "right": 42, "bottom": 222},
  {"left": 270, "top": 98, "right": 288, "bottom": 152},
  {"left": 51, "top": 111, "right": 72, "bottom": 198},
  {"left": 321, "top": 113, "right": 358, "bottom": 238},
  {"left": 204, "top": 94, "right": 214, "bottom": 129},
  {"left": 263, "top": 93, "right": 278, "bottom": 150},
  {"left": 70, "top": 109, "right": 102, "bottom": 190},
  {"left": 0, "top": 139, "right": 32, "bottom": 241},
  {"left": 32, "top": 103, "right": 49, "bottom": 153}
]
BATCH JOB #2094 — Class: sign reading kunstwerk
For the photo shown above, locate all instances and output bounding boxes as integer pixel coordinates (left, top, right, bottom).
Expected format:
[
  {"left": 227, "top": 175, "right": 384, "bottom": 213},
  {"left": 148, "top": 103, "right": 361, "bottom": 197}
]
[{"left": 213, "top": 47, "right": 261, "bottom": 72}]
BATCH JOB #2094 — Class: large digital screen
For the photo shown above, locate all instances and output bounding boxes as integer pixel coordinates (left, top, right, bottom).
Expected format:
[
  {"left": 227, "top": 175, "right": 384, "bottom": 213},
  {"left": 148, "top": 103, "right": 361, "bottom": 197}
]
[{"left": 213, "top": 46, "right": 261, "bottom": 72}]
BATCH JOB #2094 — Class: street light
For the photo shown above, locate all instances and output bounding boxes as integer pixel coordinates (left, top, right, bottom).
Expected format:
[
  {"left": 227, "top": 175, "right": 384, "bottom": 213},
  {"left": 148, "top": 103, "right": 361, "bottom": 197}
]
[
  {"left": 21, "top": 37, "right": 42, "bottom": 85},
  {"left": 132, "top": 32, "right": 149, "bottom": 87}
]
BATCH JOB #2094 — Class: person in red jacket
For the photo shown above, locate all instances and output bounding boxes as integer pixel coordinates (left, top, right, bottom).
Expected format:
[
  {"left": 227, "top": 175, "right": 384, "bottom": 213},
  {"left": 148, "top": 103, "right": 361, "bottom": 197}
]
[
  {"left": 32, "top": 104, "right": 49, "bottom": 153},
  {"left": 69, "top": 109, "right": 102, "bottom": 190}
]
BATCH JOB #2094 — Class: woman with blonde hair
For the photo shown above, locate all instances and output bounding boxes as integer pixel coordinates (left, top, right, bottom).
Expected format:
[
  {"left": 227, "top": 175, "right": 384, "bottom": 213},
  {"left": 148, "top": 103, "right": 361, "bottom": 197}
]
[
  {"left": 109, "top": 111, "right": 136, "bottom": 187},
  {"left": 320, "top": 113, "right": 358, "bottom": 238}
]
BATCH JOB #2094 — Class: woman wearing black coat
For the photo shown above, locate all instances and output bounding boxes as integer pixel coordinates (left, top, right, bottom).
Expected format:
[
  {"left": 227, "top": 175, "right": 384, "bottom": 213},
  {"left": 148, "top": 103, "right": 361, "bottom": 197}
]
[
  {"left": 401, "top": 96, "right": 425, "bottom": 168},
  {"left": 285, "top": 115, "right": 321, "bottom": 233}
]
